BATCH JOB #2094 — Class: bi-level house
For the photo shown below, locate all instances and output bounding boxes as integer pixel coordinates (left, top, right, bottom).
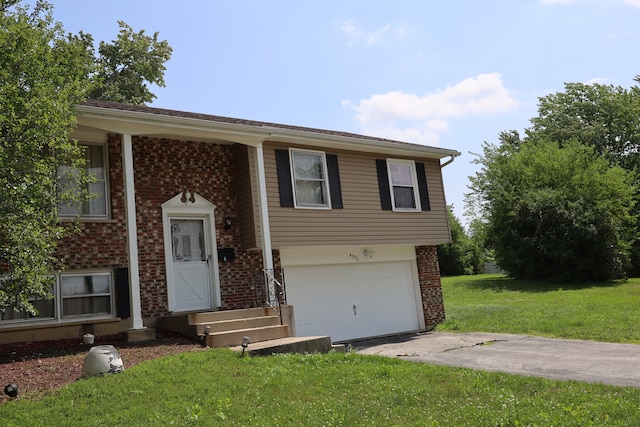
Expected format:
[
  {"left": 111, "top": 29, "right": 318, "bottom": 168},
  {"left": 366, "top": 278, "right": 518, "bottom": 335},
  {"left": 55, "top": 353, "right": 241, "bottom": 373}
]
[{"left": 0, "top": 100, "right": 460, "bottom": 345}]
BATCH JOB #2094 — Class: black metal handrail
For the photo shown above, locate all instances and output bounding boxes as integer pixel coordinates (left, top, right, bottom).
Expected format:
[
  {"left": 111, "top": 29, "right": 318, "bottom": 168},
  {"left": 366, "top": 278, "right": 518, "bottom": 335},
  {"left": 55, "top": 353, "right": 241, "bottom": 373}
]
[{"left": 253, "top": 268, "right": 287, "bottom": 323}]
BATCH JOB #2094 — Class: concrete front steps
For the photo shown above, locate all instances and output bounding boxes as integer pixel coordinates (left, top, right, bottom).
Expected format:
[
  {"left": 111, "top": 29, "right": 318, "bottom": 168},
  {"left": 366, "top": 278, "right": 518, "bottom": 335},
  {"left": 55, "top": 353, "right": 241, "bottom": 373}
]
[
  {"left": 189, "top": 307, "right": 289, "bottom": 348},
  {"left": 159, "top": 306, "right": 334, "bottom": 354}
]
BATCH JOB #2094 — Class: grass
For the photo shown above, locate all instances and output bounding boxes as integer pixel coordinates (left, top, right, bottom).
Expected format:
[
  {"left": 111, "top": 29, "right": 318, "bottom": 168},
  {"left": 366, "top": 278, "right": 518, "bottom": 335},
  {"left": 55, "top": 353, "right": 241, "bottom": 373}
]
[
  {"left": 437, "top": 274, "right": 640, "bottom": 343},
  {"left": 2, "top": 274, "right": 640, "bottom": 426},
  {"left": 2, "top": 349, "right": 640, "bottom": 426}
]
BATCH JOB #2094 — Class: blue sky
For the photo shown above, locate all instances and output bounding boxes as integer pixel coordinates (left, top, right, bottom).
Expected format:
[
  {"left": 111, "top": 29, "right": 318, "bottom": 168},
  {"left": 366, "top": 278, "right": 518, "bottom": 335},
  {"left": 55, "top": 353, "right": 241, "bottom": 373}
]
[{"left": 51, "top": 0, "right": 640, "bottom": 224}]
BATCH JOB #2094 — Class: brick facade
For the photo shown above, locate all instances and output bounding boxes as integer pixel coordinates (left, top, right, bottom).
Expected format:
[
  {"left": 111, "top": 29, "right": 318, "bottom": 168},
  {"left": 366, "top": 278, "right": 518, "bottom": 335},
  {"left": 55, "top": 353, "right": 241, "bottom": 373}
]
[
  {"left": 58, "top": 134, "right": 128, "bottom": 270},
  {"left": 54, "top": 134, "right": 445, "bottom": 335},
  {"left": 415, "top": 245, "right": 446, "bottom": 329},
  {"left": 58, "top": 135, "right": 267, "bottom": 319}
]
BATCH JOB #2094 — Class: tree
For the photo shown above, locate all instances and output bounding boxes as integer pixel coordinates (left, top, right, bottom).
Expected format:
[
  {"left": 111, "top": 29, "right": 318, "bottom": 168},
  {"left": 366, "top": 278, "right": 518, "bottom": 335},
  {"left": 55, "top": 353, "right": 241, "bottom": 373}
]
[
  {"left": 526, "top": 80, "right": 640, "bottom": 274},
  {"left": 467, "top": 136, "right": 636, "bottom": 282},
  {"left": 437, "top": 206, "right": 484, "bottom": 276},
  {"left": 0, "top": 1, "right": 173, "bottom": 316},
  {"left": 88, "top": 21, "right": 173, "bottom": 105},
  {"left": 528, "top": 82, "right": 640, "bottom": 173},
  {"left": 0, "top": 0, "right": 94, "bottom": 315}
]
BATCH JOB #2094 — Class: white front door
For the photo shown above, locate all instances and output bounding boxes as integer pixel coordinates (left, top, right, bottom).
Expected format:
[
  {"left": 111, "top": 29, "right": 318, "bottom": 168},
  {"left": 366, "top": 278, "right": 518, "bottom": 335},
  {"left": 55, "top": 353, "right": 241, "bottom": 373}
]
[{"left": 169, "top": 218, "right": 213, "bottom": 312}]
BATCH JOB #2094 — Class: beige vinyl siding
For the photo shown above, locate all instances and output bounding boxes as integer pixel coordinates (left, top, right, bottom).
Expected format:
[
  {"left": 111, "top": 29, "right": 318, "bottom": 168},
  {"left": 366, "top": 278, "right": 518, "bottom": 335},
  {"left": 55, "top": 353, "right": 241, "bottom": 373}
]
[
  {"left": 232, "top": 144, "right": 260, "bottom": 249},
  {"left": 264, "top": 142, "right": 451, "bottom": 247}
]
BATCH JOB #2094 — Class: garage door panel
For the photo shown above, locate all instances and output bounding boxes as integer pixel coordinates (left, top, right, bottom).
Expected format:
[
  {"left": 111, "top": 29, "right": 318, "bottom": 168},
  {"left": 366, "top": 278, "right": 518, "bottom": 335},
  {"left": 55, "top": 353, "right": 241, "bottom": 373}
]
[{"left": 285, "top": 261, "right": 420, "bottom": 342}]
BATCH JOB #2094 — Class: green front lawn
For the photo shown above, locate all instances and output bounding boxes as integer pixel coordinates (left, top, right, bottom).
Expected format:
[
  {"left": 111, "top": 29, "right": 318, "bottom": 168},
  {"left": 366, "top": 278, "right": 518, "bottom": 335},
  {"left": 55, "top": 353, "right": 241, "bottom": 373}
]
[
  {"left": 438, "top": 274, "right": 640, "bottom": 343},
  {"left": 2, "top": 274, "right": 640, "bottom": 426},
  {"left": 1, "top": 349, "right": 639, "bottom": 426}
]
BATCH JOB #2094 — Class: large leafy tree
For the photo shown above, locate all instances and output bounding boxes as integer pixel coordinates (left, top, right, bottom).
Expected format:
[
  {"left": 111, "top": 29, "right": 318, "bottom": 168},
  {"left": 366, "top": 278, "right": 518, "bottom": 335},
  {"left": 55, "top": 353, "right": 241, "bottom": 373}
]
[
  {"left": 0, "top": 0, "right": 94, "bottom": 314},
  {"left": 528, "top": 81, "right": 640, "bottom": 173},
  {"left": 88, "top": 21, "right": 173, "bottom": 105},
  {"left": 468, "top": 136, "right": 636, "bottom": 282},
  {"left": 1, "top": 0, "right": 173, "bottom": 316},
  {"left": 526, "top": 79, "right": 640, "bottom": 274}
]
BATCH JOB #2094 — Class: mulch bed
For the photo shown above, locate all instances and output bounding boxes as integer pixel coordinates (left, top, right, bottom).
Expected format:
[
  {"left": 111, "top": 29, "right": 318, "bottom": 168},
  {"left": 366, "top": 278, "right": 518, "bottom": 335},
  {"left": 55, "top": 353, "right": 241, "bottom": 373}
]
[{"left": 0, "top": 332, "right": 204, "bottom": 403}]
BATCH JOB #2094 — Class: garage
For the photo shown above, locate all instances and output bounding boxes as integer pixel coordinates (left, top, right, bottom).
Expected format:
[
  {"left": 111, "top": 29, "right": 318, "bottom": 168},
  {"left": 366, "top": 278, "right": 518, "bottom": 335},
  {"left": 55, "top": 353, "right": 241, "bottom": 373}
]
[{"left": 280, "top": 246, "right": 423, "bottom": 342}]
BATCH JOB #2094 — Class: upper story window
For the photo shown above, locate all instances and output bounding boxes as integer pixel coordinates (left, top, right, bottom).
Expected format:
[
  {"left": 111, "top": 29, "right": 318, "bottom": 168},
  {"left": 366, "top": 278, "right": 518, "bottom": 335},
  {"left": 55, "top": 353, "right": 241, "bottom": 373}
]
[
  {"left": 376, "top": 158, "right": 431, "bottom": 212},
  {"left": 387, "top": 159, "right": 421, "bottom": 211},
  {"left": 58, "top": 143, "right": 108, "bottom": 218},
  {"left": 275, "top": 148, "right": 343, "bottom": 210},
  {"left": 290, "top": 149, "right": 331, "bottom": 208}
]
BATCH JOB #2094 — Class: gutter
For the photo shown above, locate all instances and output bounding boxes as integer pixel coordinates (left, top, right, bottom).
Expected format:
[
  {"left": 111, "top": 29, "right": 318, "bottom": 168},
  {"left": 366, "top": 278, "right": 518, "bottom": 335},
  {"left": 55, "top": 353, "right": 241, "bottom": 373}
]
[{"left": 440, "top": 153, "right": 460, "bottom": 168}]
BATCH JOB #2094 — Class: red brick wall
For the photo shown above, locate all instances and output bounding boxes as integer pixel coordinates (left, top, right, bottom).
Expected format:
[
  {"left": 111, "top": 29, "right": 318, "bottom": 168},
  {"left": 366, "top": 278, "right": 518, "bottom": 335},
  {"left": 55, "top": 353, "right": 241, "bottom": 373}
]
[
  {"left": 130, "top": 136, "right": 266, "bottom": 316},
  {"left": 58, "top": 136, "right": 266, "bottom": 318},
  {"left": 415, "top": 245, "right": 446, "bottom": 329},
  {"left": 57, "top": 134, "right": 128, "bottom": 269}
]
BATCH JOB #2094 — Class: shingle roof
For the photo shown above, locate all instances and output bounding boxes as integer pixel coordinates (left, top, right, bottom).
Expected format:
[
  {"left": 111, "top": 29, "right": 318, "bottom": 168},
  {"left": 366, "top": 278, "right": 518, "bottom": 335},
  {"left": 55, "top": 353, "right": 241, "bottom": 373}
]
[{"left": 81, "top": 100, "right": 459, "bottom": 156}]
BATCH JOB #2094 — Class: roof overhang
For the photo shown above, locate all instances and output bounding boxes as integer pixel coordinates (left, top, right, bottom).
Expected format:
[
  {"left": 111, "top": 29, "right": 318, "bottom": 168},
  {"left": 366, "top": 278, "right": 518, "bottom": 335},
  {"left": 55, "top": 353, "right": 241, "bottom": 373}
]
[{"left": 74, "top": 104, "right": 461, "bottom": 160}]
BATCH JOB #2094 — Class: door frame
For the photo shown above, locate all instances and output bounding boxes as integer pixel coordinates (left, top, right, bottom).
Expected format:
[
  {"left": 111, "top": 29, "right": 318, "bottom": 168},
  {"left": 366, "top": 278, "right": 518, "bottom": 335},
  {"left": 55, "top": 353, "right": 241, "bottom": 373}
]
[{"left": 161, "top": 191, "right": 221, "bottom": 312}]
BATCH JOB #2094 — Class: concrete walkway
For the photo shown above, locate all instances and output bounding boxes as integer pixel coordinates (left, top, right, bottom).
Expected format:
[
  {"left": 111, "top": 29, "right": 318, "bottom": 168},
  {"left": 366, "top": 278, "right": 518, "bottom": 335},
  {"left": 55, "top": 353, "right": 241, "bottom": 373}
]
[{"left": 354, "top": 332, "right": 640, "bottom": 388}]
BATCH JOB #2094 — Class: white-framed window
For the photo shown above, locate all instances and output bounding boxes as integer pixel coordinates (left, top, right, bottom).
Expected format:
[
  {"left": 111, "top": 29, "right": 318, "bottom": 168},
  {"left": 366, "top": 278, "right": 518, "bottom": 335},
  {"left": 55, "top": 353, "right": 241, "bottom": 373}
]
[
  {"left": 290, "top": 149, "right": 331, "bottom": 209},
  {"left": 387, "top": 159, "right": 421, "bottom": 211},
  {"left": 60, "top": 273, "right": 113, "bottom": 318},
  {"left": 58, "top": 143, "right": 109, "bottom": 218},
  {"left": 0, "top": 271, "right": 115, "bottom": 324},
  {"left": 0, "top": 282, "right": 56, "bottom": 322}
]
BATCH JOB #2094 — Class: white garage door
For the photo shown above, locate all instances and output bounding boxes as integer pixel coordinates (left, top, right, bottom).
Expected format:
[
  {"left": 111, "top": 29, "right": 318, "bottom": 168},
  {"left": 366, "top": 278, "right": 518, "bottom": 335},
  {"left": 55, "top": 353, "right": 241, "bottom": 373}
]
[{"left": 284, "top": 261, "right": 421, "bottom": 342}]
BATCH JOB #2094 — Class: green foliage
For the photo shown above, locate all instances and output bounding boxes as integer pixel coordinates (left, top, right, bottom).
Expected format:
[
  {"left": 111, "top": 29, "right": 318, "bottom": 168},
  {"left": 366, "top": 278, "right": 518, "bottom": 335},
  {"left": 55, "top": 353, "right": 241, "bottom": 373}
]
[
  {"left": 529, "top": 82, "right": 640, "bottom": 173},
  {"left": 437, "top": 205, "right": 484, "bottom": 275},
  {"left": 525, "top": 81, "right": 640, "bottom": 275},
  {"left": 0, "top": 0, "right": 93, "bottom": 314},
  {"left": 0, "top": 1, "right": 172, "bottom": 314},
  {"left": 439, "top": 274, "right": 640, "bottom": 344},
  {"left": 468, "top": 138, "right": 636, "bottom": 282},
  {"left": 88, "top": 21, "right": 173, "bottom": 105},
  {"left": 1, "top": 348, "right": 639, "bottom": 426}
]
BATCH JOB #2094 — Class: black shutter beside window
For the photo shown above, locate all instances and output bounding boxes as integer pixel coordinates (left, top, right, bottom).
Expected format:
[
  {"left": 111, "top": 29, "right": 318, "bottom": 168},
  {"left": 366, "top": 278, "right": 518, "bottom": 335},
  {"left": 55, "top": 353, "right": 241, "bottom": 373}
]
[
  {"left": 326, "top": 154, "right": 343, "bottom": 209},
  {"left": 115, "top": 267, "right": 130, "bottom": 319},
  {"left": 415, "top": 162, "right": 431, "bottom": 211},
  {"left": 275, "top": 149, "right": 294, "bottom": 207},
  {"left": 376, "top": 159, "right": 393, "bottom": 210}
]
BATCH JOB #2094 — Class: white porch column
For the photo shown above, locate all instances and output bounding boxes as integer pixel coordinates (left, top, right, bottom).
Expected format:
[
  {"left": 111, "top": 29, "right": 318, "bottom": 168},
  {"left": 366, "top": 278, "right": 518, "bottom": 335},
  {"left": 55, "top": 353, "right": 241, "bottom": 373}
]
[
  {"left": 254, "top": 143, "right": 274, "bottom": 270},
  {"left": 122, "top": 134, "right": 144, "bottom": 330}
]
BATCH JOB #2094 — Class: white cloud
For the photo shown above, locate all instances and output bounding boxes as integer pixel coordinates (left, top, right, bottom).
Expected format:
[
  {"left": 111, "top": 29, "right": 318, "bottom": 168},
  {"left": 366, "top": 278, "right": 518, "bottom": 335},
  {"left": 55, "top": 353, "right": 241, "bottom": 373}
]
[
  {"left": 624, "top": 0, "right": 640, "bottom": 7},
  {"left": 343, "top": 73, "right": 518, "bottom": 146},
  {"left": 340, "top": 19, "right": 410, "bottom": 47},
  {"left": 539, "top": 0, "right": 576, "bottom": 4}
]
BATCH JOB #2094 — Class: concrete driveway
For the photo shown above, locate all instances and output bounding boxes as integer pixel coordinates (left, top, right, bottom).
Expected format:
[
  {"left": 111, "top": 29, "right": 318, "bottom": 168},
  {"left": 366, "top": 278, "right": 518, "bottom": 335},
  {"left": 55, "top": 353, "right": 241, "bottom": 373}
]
[{"left": 354, "top": 332, "right": 640, "bottom": 388}]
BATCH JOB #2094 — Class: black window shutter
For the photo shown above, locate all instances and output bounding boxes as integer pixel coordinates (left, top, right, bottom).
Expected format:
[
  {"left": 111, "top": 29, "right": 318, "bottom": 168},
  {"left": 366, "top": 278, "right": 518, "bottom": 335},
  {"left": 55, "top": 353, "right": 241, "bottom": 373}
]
[
  {"left": 376, "top": 159, "right": 393, "bottom": 210},
  {"left": 326, "top": 154, "right": 343, "bottom": 209},
  {"left": 115, "top": 267, "right": 130, "bottom": 319},
  {"left": 275, "top": 149, "right": 294, "bottom": 207},
  {"left": 415, "top": 162, "right": 431, "bottom": 211}
]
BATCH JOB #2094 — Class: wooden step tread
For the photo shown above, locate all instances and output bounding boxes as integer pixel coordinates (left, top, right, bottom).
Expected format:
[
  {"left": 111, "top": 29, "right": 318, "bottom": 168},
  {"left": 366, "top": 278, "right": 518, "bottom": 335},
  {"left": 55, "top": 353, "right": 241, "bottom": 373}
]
[
  {"left": 207, "top": 325, "right": 285, "bottom": 336},
  {"left": 192, "top": 315, "right": 280, "bottom": 326}
]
